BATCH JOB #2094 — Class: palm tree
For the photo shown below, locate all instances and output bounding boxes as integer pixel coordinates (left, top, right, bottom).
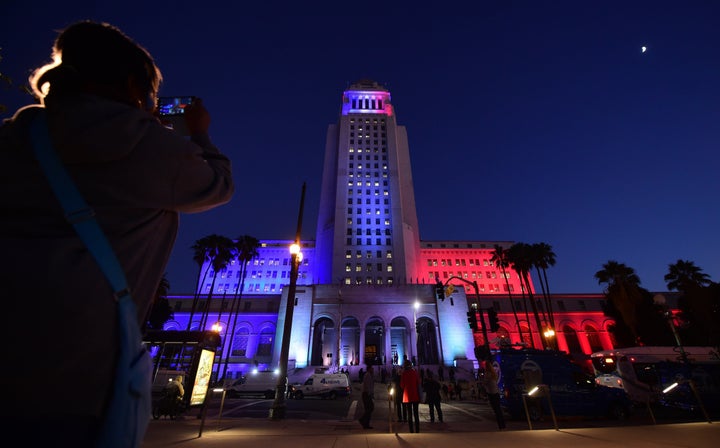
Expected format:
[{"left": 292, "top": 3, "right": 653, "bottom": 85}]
[
  {"left": 221, "top": 235, "right": 260, "bottom": 380},
  {"left": 490, "top": 244, "right": 523, "bottom": 342},
  {"left": 665, "top": 260, "right": 715, "bottom": 346},
  {"left": 144, "top": 274, "right": 173, "bottom": 332},
  {"left": 186, "top": 239, "right": 213, "bottom": 331},
  {"left": 531, "top": 242, "right": 557, "bottom": 330},
  {"left": 664, "top": 259, "right": 712, "bottom": 292},
  {"left": 594, "top": 260, "right": 643, "bottom": 346},
  {"left": 508, "top": 242, "right": 548, "bottom": 349},
  {"left": 197, "top": 235, "right": 237, "bottom": 331}
]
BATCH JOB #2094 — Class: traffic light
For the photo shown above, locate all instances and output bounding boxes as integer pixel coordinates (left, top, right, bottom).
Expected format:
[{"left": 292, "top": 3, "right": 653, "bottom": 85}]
[
  {"left": 487, "top": 308, "right": 500, "bottom": 332},
  {"left": 434, "top": 282, "right": 445, "bottom": 301},
  {"left": 467, "top": 310, "right": 478, "bottom": 331}
]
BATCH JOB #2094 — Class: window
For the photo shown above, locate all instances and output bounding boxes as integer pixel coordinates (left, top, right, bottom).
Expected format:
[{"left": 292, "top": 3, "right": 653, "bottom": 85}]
[
  {"left": 255, "top": 329, "right": 274, "bottom": 357},
  {"left": 230, "top": 328, "right": 249, "bottom": 356}
]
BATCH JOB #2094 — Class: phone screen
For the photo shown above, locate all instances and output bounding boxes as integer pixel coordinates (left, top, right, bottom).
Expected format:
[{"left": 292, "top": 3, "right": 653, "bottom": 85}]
[{"left": 157, "top": 96, "right": 194, "bottom": 116}]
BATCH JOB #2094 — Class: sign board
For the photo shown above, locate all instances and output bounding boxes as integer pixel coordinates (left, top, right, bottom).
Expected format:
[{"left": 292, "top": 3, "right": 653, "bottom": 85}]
[{"left": 189, "top": 348, "right": 215, "bottom": 406}]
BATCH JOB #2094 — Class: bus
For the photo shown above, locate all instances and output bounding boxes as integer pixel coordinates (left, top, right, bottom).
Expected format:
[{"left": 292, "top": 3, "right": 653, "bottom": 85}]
[{"left": 590, "top": 346, "right": 720, "bottom": 407}]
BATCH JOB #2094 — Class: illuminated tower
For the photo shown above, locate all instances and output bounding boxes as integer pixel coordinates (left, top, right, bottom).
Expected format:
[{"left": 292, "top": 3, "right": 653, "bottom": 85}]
[{"left": 314, "top": 80, "right": 421, "bottom": 286}]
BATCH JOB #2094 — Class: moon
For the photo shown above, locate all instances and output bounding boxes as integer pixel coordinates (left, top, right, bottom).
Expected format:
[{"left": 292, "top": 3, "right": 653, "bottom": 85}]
[{"left": 641, "top": 46, "right": 647, "bottom": 53}]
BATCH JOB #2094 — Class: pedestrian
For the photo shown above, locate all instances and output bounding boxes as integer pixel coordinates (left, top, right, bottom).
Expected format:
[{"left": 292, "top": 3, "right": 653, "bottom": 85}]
[
  {"left": 423, "top": 371, "right": 444, "bottom": 423},
  {"left": 0, "top": 20, "right": 233, "bottom": 447},
  {"left": 456, "top": 380, "right": 463, "bottom": 400},
  {"left": 483, "top": 359, "right": 506, "bottom": 430},
  {"left": 438, "top": 365, "right": 445, "bottom": 381},
  {"left": 359, "top": 365, "right": 375, "bottom": 429},
  {"left": 392, "top": 367, "right": 406, "bottom": 422},
  {"left": 449, "top": 366, "right": 456, "bottom": 381},
  {"left": 400, "top": 360, "right": 421, "bottom": 433},
  {"left": 358, "top": 367, "right": 365, "bottom": 382}
]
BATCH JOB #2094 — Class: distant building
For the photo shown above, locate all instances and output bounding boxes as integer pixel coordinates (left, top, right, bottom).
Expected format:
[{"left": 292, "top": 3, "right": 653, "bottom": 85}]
[{"left": 159, "top": 81, "right": 660, "bottom": 379}]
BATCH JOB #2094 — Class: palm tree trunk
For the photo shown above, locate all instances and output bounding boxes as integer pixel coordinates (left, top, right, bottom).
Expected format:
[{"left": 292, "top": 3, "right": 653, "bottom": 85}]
[
  {"left": 501, "top": 266, "right": 523, "bottom": 341},
  {"left": 222, "top": 265, "right": 249, "bottom": 379},
  {"left": 542, "top": 268, "right": 555, "bottom": 328},
  {"left": 523, "top": 272, "right": 548, "bottom": 349}
]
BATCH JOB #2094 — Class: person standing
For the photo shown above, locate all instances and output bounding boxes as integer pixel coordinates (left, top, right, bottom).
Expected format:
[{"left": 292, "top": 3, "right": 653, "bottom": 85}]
[
  {"left": 0, "top": 20, "right": 233, "bottom": 447},
  {"left": 423, "top": 371, "right": 443, "bottom": 423},
  {"left": 359, "top": 364, "right": 375, "bottom": 429},
  {"left": 392, "top": 366, "right": 406, "bottom": 422},
  {"left": 400, "top": 360, "right": 421, "bottom": 433},
  {"left": 483, "top": 359, "right": 506, "bottom": 430}
]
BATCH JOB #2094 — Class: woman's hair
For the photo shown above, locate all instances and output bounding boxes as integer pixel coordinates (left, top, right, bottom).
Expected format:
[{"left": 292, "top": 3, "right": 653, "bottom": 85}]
[{"left": 30, "top": 20, "right": 162, "bottom": 109}]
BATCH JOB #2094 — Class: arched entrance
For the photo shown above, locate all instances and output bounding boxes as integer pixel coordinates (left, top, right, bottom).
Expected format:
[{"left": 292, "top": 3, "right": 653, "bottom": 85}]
[
  {"left": 341, "top": 317, "right": 360, "bottom": 366},
  {"left": 390, "top": 317, "right": 410, "bottom": 366},
  {"left": 415, "top": 316, "right": 439, "bottom": 365},
  {"left": 364, "top": 317, "right": 385, "bottom": 365},
  {"left": 311, "top": 317, "right": 335, "bottom": 367}
]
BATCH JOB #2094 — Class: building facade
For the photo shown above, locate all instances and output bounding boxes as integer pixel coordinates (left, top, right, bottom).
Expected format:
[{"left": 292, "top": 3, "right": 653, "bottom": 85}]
[{"left": 160, "top": 80, "right": 633, "bottom": 380}]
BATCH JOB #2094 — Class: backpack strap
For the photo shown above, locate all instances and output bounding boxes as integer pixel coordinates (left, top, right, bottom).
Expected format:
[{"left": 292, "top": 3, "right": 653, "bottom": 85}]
[{"left": 29, "top": 110, "right": 132, "bottom": 302}]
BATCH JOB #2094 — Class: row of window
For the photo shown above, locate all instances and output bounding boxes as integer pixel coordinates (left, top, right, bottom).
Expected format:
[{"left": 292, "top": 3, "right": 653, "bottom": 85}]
[
  {"left": 345, "top": 250, "right": 393, "bottom": 259},
  {"left": 347, "top": 208, "right": 390, "bottom": 215},
  {"left": 343, "top": 277, "right": 395, "bottom": 285},
  {"left": 348, "top": 189, "right": 389, "bottom": 196},
  {"left": 345, "top": 263, "right": 393, "bottom": 272},
  {"left": 346, "top": 228, "right": 392, "bottom": 235},
  {"left": 349, "top": 118, "right": 386, "bottom": 125},
  {"left": 426, "top": 258, "right": 495, "bottom": 267},
  {"left": 348, "top": 198, "right": 390, "bottom": 205},
  {"left": 347, "top": 218, "right": 391, "bottom": 226},
  {"left": 346, "top": 238, "right": 392, "bottom": 246},
  {"left": 428, "top": 271, "right": 508, "bottom": 280}
]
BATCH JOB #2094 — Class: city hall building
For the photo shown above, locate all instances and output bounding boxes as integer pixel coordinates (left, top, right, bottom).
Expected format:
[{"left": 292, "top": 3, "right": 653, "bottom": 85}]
[{"left": 161, "top": 80, "right": 622, "bottom": 379}]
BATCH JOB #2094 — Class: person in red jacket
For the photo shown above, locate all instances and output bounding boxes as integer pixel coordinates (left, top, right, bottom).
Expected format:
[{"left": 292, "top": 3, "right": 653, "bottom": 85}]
[{"left": 400, "top": 360, "right": 421, "bottom": 433}]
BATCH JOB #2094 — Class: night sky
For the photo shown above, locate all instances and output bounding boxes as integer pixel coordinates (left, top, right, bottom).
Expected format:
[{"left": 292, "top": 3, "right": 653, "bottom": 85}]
[{"left": 3, "top": 1, "right": 718, "bottom": 294}]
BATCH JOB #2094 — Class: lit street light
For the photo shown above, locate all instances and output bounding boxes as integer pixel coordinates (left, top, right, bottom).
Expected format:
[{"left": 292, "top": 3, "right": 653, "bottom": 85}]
[{"left": 269, "top": 183, "right": 306, "bottom": 420}]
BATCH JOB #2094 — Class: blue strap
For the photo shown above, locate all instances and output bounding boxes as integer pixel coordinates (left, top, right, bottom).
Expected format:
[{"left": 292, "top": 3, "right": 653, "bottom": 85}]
[{"left": 29, "top": 110, "right": 131, "bottom": 302}]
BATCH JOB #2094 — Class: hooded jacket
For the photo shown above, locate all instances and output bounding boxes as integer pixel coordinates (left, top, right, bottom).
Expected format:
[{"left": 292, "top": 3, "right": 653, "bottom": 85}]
[{"left": 0, "top": 94, "right": 233, "bottom": 418}]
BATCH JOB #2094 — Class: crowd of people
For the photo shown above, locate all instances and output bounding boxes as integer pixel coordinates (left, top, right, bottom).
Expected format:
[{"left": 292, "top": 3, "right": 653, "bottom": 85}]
[{"left": 358, "top": 357, "right": 505, "bottom": 433}]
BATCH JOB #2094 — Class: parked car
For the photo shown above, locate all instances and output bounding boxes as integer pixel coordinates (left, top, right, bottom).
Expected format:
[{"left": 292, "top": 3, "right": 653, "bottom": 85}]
[
  {"left": 492, "top": 348, "right": 632, "bottom": 421},
  {"left": 289, "top": 373, "right": 351, "bottom": 399},
  {"left": 225, "top": 370, "right": 285, "bottom": 399}
]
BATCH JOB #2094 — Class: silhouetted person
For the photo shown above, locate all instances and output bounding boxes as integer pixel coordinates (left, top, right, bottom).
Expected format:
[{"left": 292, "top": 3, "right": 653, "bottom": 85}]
[
  {"left": 423, "top": 371, "right": 443, "bottom": 423},
  {"left": 400, "top": 360, "right": 421, "bottom": 433},
  {"left": 483, "top": 359, "right": 506, "bottom": 430},
  {"left": 359, "top": 365, "right": 375, "bottom": 429},
  {"left": 0, "top": 20, "right": 233, "bottom": 447}
]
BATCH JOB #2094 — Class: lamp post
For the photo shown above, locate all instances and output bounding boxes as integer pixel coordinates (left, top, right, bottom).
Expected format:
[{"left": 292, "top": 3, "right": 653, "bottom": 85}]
[
  {"left": 412, "top": 300, "right": 420, "bottom": 363},
  {"left": 653, "top": 294, "right": 688, "bottom": 363},
  {"left": 269, "top": 183, "right": 306, "bottom": 420}
]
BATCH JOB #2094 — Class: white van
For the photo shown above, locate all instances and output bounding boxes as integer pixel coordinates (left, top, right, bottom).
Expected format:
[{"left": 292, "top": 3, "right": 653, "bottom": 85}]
[
  {"left": 226, "top": 371, "right": 285, "bottom": 399},
  {"left": 289, "top": 373, "right": 351, "bottom": 400}
]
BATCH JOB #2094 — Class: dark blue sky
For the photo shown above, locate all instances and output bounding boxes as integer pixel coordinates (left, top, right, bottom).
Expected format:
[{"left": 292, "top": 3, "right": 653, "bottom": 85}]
[{"left": 3, "top": 1, "right": 719, "bottom": 294}]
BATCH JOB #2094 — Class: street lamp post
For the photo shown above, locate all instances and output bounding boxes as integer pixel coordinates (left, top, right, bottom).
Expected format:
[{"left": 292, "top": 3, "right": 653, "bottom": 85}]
[
  {"left": 653, "top": 294, "right": 689, "bottom": 363},
  {"left": 412, "top": 300, "right": 420, "bottom": 363},
  {"left": 269, "top": 182, "right": 306, "bottom": 420}
]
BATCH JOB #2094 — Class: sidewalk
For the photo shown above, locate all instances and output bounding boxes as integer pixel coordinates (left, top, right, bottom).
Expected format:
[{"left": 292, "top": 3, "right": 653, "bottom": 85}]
[{"left": 142, "top": 415, "right": 719, "bottom": 447}]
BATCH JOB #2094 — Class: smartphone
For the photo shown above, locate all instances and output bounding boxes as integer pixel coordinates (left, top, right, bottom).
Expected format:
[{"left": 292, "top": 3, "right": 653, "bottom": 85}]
[{"left": 157, "top": 96, "right": 195, "bottom": 116}]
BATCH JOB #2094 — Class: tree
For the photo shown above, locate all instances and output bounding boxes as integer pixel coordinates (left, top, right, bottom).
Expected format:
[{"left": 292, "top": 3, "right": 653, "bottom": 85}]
[
  {"left": 664, "top": 259, "right": 712, "bottom": 292},
  {"left": 593, "top": 261, "right": 673, "bottom": 347},
  {"left": 490, "top": 244, "right": 523, "bottom": 343},
  {"left": 531, "top": 242, "right": 557, "bottom": 330},
  {"left": 221, "top": 235, "right": 260, "bottom": 380},
  {"left": 145, "top": 274, "right": 173, "bottom": 331},
  {"left": 507, "top": 242, "right": 548, "bottom": 349},
  {"left": 665, "top": 260, "right": 717, "bottom": 347},
  {"left": 188, "top": 235, "right": 236, "bottom": 332}
]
